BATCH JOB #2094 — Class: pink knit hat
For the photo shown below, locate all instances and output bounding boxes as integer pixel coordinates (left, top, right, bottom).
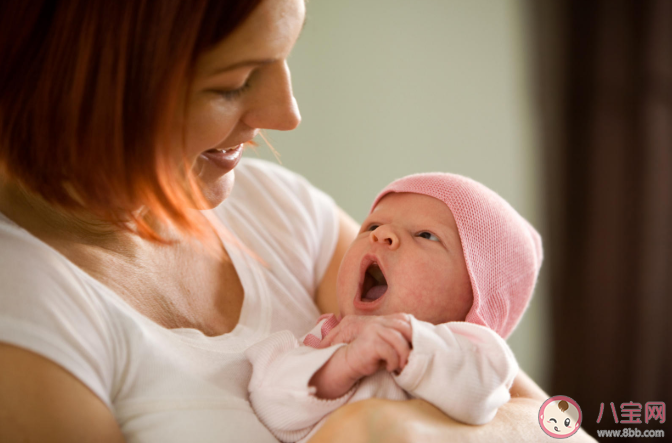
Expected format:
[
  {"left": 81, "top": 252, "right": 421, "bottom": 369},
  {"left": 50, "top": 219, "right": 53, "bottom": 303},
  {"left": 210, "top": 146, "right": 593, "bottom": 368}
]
[{"left": 370, "top": 173, "right": 543, "bottom": 339}]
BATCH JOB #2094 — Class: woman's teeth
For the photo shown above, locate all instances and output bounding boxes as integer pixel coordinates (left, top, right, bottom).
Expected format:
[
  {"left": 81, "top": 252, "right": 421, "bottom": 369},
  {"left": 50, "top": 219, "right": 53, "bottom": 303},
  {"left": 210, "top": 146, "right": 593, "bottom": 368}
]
[{"left": 206, "top": 144, "right": 241, "bottom": 153}]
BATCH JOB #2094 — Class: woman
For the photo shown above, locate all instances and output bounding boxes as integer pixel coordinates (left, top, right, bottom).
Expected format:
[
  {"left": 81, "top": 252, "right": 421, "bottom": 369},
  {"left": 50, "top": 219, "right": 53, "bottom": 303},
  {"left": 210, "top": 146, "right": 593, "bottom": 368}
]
[{"left": 0, "top": 1, "right": 594, "bottom": 442}]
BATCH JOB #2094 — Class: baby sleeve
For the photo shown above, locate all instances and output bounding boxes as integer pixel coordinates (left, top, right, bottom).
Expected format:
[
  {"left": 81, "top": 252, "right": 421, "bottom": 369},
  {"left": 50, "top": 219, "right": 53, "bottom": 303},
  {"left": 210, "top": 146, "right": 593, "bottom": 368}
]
[
  {"left": 0, "top": 231, "right": 116, "bottom": 408},
  {"left": 246, "top": 326, "right": 352, "bottom": 442},
  {"left": 393, "top": 316, "right": 518, "bottom": 425}
]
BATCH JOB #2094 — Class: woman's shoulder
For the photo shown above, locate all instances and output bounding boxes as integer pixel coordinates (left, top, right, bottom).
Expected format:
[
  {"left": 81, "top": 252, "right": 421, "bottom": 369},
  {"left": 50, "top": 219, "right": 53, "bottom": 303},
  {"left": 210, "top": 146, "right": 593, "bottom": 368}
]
[
  {"left": 0, "top": 214, "right": 78, "bottom": 290},
  {"left": 0, "top": 212, "right": 91, "bottom": 281},
  {"left": 0, "top": 213, "right": 118, "bottom": 340},
  {"left": 0, "top": 214, "right": 118, "bottom": 406}
]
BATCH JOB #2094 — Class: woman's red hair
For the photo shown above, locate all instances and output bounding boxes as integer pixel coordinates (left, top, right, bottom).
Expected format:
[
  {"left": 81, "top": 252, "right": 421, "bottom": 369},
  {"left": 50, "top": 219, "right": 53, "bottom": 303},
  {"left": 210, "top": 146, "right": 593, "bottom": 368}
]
[{"left": 0, "top": 0, "right": 263, "bottom": 243}]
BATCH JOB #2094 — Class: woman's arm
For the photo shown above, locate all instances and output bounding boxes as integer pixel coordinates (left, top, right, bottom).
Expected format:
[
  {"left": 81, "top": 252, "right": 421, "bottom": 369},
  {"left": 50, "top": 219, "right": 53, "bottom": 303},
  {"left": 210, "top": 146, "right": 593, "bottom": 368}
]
[
  {"left": 307, "top": 370, "right": 597, "bottom": 443},
  {"left": 0, "top": 343, "right": 126, "bottom": 443},
  {"left": 315, "top": 207, "right": 359, "bottom": 316}
]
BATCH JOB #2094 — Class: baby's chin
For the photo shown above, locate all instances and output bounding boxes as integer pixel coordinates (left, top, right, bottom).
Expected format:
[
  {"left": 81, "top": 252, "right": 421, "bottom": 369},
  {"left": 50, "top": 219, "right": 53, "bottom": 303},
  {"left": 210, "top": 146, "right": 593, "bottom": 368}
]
[
  {"left": 339, "top": 305, "right": 403, "bottom": 318},
  {"left": 337, "top": 304, "right": 355, "bottom": 317}
]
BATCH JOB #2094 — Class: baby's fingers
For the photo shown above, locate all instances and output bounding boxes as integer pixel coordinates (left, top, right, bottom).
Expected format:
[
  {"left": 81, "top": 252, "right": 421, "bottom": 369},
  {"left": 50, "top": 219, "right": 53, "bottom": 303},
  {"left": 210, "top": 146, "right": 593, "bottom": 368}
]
[
  {"left": 319, "top": 324, "right": 344, "bottom": 348},
  {"left": 380, "top": 314, "right": 413, "bottom": 344},
  {"left": 377, "top": 328, "right": 412, "bottom": 371},
  {"left": 319, "top": 315, "right": 412, "bottom": 350},
  {"left": 319, "top": 316, "right": 367, "bottom": 348},
  {"left": 372, "top": 335, "right": 400, "bottom": 373}
]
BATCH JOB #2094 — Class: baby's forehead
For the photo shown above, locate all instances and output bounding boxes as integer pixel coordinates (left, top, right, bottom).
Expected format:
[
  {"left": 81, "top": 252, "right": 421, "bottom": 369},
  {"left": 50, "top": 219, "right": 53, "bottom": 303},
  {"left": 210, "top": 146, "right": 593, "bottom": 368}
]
[
  {"left": 372, "top": 192, "right": 444, "bottom": 211},
  {"left": 371, "top": 192, "right": 456, "bottom": 225}
]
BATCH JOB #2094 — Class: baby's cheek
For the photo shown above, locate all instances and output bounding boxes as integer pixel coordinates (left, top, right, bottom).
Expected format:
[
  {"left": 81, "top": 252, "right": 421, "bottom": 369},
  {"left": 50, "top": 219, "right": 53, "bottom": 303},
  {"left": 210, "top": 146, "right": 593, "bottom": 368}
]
[
  {"left": 393, "top": 266, "right": 439, "bottom": 316},
  {"left": 335, "top": 248, "right": 360, "bottom": 314}
]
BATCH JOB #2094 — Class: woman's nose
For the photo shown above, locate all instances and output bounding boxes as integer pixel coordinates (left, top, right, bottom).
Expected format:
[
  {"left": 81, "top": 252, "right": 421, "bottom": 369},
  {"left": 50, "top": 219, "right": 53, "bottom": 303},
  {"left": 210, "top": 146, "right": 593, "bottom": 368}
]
[
  {"left": 242, "top": 61, "right": 301, "bottom": 131},
  {"left": 369, "top": 226, "right": 400, "bottom": 250}
]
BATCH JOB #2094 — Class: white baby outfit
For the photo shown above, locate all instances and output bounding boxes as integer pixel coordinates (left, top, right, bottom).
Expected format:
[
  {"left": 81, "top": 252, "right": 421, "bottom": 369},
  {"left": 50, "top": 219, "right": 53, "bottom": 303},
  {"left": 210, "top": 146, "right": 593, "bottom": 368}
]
[
  {"left": 246, "top": 313, "right": 518, "bottom": 443},
  {"left": 0, "top": 158, "right": 340, "bottom": 443}
]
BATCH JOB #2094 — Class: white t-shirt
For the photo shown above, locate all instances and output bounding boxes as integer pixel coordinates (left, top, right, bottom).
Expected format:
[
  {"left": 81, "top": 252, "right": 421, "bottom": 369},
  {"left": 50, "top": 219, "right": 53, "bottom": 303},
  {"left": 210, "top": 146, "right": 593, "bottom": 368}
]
[{"left": 0, "top": 158, "right": 340, "bottom": 443}]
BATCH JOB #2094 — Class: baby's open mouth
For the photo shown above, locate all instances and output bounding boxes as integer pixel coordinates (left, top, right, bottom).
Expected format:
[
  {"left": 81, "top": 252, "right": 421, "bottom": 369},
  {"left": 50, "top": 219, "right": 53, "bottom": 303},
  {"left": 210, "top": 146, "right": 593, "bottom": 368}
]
[{"left": 361, "top": 263, "right": 388, "bottom": 302}]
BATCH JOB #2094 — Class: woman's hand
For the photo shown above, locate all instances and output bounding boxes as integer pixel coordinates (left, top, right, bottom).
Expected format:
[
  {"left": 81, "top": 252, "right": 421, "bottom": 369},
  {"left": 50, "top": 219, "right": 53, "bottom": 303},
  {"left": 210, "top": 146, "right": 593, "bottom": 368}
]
[
  {"left": 307, "top": 370, "right": 599, "bottom": 443},
  {"left": 308, "top": 398, "right": 458, "bottom": 443}
]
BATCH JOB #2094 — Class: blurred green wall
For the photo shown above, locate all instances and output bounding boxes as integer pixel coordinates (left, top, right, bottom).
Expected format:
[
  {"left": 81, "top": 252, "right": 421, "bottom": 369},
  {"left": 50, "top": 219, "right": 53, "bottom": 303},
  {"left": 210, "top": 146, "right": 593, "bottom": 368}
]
[{"left": 244, "top": 0, "right": 550, "bottom": 390}]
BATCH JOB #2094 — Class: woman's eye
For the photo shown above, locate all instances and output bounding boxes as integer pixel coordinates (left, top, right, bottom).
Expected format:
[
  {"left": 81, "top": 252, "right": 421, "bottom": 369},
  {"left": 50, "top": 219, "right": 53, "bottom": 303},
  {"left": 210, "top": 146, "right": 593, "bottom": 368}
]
[
  {"left": 217, "top": 81, "right": 251, "bottom": 100},
  {"left": 564, "top": 418, "right": 571, "bottom": 427},
  {"left": 417, "top": 231, "right": 440, "bottom": 242}
]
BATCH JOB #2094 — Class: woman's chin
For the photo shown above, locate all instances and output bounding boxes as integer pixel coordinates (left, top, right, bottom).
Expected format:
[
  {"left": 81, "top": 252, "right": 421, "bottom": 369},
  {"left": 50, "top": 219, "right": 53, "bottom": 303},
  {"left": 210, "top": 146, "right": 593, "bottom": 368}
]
[{"left": 196, "top": 171, "right": 235, "bottom": 209}]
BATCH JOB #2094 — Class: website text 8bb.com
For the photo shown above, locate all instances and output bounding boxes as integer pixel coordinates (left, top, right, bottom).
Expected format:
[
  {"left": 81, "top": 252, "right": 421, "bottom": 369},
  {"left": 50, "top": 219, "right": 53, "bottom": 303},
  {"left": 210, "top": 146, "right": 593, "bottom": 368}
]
[{"left": 596, "top": 428, "right": 665, "bottom": 438}]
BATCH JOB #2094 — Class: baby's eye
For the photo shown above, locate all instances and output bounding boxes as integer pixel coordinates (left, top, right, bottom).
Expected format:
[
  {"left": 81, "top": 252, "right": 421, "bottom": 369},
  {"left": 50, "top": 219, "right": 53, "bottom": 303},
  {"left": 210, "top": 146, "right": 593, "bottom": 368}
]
[
  {"left": 564, "top": 418, "right": 571, "bottom": 427},
  {"left": 549, "top": 418, "right": 557, "bottom": 423},
  {"left": 417, "top": 231, "right": 440, "bottom": 242},
  {"left": 366, "top": 224, "right": 380, "bottom": 232}
]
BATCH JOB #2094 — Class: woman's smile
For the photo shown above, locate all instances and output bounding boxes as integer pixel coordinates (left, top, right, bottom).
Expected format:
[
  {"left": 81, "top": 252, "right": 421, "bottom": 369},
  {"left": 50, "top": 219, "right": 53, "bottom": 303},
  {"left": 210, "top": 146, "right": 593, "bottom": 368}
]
[{"left": 199, "top": 143, "right": 244, "bottom": 172}]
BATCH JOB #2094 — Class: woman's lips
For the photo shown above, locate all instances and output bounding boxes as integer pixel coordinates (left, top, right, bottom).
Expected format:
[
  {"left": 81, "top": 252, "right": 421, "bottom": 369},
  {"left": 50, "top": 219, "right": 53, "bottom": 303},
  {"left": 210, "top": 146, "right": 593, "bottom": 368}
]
[{"left": 199, "top": 144, "right": 243, "bottom": 172}]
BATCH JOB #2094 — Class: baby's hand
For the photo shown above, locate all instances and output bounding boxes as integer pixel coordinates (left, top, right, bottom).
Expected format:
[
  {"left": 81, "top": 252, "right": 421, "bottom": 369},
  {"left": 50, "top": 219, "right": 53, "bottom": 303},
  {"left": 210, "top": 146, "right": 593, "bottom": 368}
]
[
  {"left": 320, "top": 313, "right": 413, "bottom": 350},
  {"left": 309, "top": 315, "right": 413, "bottom": 399},
  {"left": 340, "top": 315, "right": 413, "bottom": 376}
]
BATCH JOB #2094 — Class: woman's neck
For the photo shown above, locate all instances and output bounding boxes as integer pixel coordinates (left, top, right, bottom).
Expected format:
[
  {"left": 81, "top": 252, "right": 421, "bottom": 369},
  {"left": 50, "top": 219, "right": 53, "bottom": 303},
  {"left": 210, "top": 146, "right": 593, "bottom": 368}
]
[{"left": 0, "top": 177, "right": 225, "bottom": 267}]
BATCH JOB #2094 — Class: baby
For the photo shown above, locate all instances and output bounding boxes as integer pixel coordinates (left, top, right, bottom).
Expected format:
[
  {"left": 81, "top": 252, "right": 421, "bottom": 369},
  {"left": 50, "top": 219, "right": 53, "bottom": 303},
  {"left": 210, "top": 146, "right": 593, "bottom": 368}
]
[{"left": 245, "top": 173, "right": 543, "bottom": 443}]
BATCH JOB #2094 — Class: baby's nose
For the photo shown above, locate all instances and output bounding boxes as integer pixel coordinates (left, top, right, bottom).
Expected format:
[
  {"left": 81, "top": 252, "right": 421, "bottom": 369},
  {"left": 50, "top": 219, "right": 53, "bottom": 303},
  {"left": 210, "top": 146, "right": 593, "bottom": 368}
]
[{"left": 369, "top": 226, "right": 400, "bottom": 250}]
